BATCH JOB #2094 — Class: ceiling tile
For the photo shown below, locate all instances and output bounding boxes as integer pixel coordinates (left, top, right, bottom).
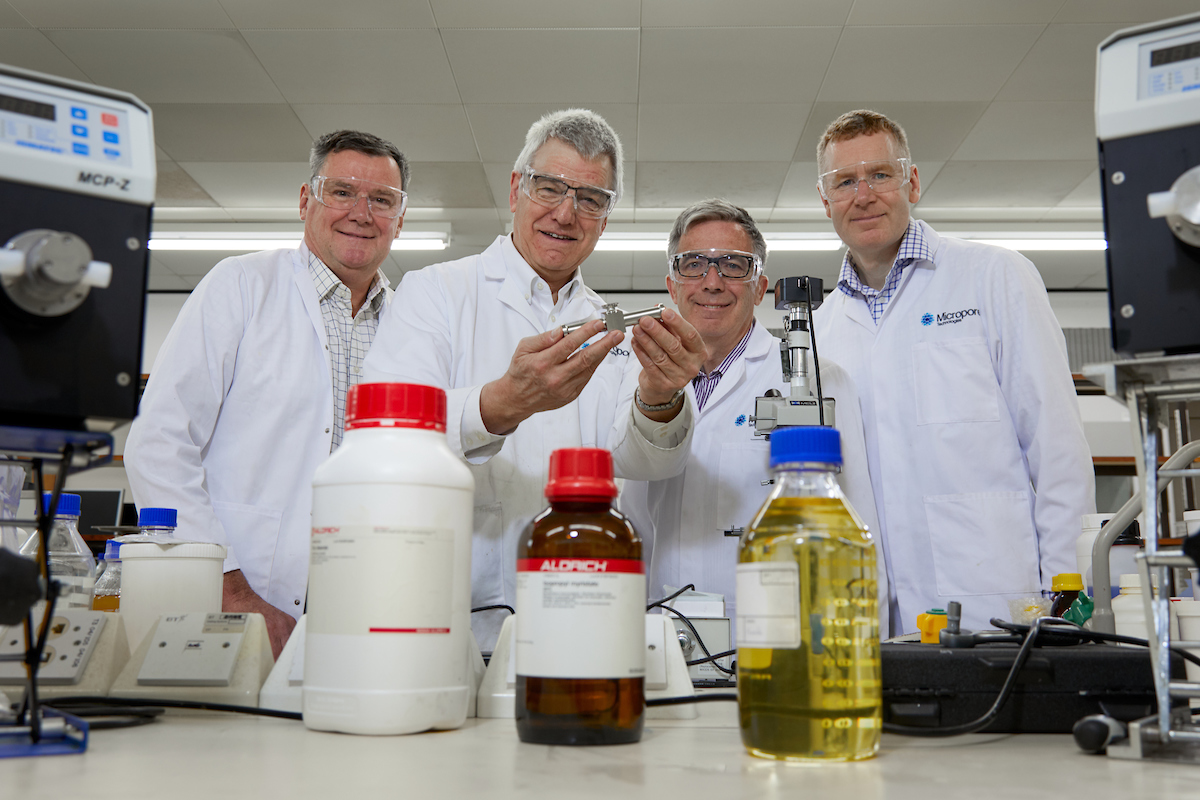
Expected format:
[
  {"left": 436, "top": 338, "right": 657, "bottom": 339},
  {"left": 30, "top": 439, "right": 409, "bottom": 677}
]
[
  {"left": 1056, "top": 167, "right": 1102, "bottom": 208},
  {"left": 152, "top": 104, "right": 313, "bottom": 162},
  {"left": 917, "top": 160, "right": 1097, "bottom": 207},
  {"left": 221, "top": 0, "right": 435, "bottom": 28},
  {"left": 152, "top": 250, "right": 233, "bottom": 277},
  {"left": 465, "top": 104, "right": 639, "bottom": 162},
  {"left": 774, "top": 162, "right": 825, "bottom": 208},
  {"left": 43, "top": 30, "right": 283, "bottom": 103},
  {"left": 638, "top": 104, "right": 809, "bottom": 162},
  {"left": 7, "top": 0, "right": 234, "bottom": 27},
  {"left": 155, "top": 160, "right": 219, "bottom": 206},
  {"left": 758, "top": 250, "right": 845, "bottom": 284},
  {"left": 585, "top": 274, "right": 635, "bottom": 291},
  {"left": 147, "top": 266, "right": 192, "bottom": 291},
  {"left": 1018, "top": 250, "right": 1108, "bottom": 290},
  {"left": 996, "top": 24, "right": 1124, "bottom": 101},
  {"left": 443, "top": 29, "right": 640, "bottom": 104},
  {"left": 1074, "top": 271, "right": 1108, "bottom": 290},
  {"left": 642, "top": 0, "right": 853, "bottom": 27},
  {"left": 847, "top": 0, "right": 1056, "bottom": 25},
  {"left": 1054, "top": 0, "right": 1200, "bottom": 24},
  {"left": 179, "top": 162, "right": 309, "bottom": 208},
  {"left": 636, "top": 162, "right": 789, "bottom": 208},
  {"left": 818, "top": 25, "right": 1044, "bottom": 101},
  {"left": 633, "top": 274, "right": 671, "bottom": 291},
  {"left": 639, "top": 28, "right": 840, "bottom": 104},
  {"left": 483, "top": 163, "right": 516, "bottom": 211},
  {"left": 293, "top": 104, "right": 478, "bottom": 163},
  {"left": 405, "top": 162, "right": 494, "bottom": 208},
  {"left": 391, "top": 244, "right": 486, "bottom": 275},
  {"left": 633, "top": 252, "right": 669, "bottom": 278},
  {"left": 0, "top": 30, "right": 89, "bottom": 82},
  {"left": 953, "top": 102, "right": 1095, "bottom": 160},
  {"left": 430, "top": 0, "right": 640, "bottom": 27},
  {"left": 0, "top": 4, "right": 31, "bottom": 26},
  {"left": 242, "top": 30, "right": 460, "bottom": 104},
  {"left": 795, "top": 101, "right": 988, "bottom": 163}
]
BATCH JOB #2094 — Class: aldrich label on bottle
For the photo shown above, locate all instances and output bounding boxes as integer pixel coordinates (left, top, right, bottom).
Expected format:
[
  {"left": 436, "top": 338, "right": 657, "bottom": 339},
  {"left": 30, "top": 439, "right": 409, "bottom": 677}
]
[{"left": 515, "top": 558, "right": 646, "bottom": 680}]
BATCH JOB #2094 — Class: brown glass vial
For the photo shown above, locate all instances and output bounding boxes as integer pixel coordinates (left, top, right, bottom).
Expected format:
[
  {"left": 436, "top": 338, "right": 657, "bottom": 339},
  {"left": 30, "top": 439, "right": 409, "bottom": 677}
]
[{"left": 515, "top": 447, "right": 645, "bottom": 745}]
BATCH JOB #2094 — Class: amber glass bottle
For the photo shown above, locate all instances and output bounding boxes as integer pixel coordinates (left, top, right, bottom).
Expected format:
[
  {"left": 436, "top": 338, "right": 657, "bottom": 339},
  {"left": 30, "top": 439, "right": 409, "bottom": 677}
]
[{"left": 515, "top": 448, "right": 645, "bottom": 745}]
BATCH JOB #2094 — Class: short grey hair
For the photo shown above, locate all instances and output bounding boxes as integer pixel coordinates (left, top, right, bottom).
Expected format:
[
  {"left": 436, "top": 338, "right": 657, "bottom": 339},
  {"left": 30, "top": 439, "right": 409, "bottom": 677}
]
[
  {"left": 310, "top": 130, "right": 411, "bottom": 191},
  {"left": 512, "top": 109, "right": 624, "bottom": 203},
  {"left": 667, "top": 199, "right": 767, "bottom": 264}
]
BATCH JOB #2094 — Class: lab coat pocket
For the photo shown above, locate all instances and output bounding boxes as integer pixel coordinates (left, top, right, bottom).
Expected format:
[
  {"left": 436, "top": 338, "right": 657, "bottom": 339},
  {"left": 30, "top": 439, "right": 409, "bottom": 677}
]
[
  {"left": 923, "top": 491, "right": 1040, "bottom": 597},
  {"left": 716, "top": 440, "right": 773, "bottom": 538},
  {"left": 211, "top": 500, "right": 282, "bottom": 588},
  {"left": 912, "top": 338, "right": 1000, "bottom": 425}
]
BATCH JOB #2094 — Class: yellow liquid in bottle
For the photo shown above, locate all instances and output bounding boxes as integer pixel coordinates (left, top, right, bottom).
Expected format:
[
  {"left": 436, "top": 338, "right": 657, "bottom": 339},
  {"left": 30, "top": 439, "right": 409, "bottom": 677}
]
[
  {"left": 738, "top": 496, "right": 881, "bottom": 762},
  {"left": 92, "top": 594, "right": 119, "bottom": 612}
]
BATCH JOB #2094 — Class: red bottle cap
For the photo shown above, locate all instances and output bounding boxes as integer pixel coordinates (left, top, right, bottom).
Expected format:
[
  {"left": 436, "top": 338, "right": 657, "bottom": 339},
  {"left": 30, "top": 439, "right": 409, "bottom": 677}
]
[
  {"left": 545, "top": 448, "right": 618, "bottom": 501},
  {"left": 345, "top": 383, "right": 446, "bottom": 433}
]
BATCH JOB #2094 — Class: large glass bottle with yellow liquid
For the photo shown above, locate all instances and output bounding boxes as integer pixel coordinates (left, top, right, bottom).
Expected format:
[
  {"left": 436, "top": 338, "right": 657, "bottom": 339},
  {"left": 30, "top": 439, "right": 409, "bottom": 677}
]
[{"left": 736, "top": 426, "right": 881, "bottom": 761}]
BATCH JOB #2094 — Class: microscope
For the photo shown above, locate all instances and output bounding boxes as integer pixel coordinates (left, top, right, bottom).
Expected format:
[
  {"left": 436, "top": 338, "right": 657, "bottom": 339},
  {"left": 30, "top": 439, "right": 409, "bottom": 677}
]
[{"left": 751, "top": 276, "right": 835, "bottom": 436}]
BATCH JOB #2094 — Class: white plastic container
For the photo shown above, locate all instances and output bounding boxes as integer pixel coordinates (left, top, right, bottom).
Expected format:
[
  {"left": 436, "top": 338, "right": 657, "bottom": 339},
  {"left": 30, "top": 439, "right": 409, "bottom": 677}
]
[
  {"left": 117, "top": 540, "right": 226, "bottom": 652},
  {"left": 1111, "top": 573, "right": 1179, "bottom": 646},
  {"left": 1076, "top": 513, "right": 1142, "bottom": 598},
  {"left": 304, "top": 383, "right": 474, "bottom": 736}
]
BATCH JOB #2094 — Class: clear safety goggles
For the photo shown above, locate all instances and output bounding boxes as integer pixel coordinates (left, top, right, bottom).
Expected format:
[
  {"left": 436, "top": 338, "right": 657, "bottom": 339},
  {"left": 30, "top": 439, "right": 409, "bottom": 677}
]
[
  {"left": 817, "top": 158, "right": 912, "bottom": 201},
  {"left": 669, "top": 249, "right": 763, "bottom": 283},
  {"left": 310, "top": 175, "right": 408, "bottom": 219},
  {"left": 519, "top": 167, "right": 617, "bottom": 220}
]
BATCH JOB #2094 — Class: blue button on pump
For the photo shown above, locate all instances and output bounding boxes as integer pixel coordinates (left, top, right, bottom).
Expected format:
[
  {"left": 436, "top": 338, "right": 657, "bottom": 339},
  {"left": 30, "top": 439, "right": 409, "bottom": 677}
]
[
  {"left": 103, "top": 131, "right": 118, "bottom": 144},
  {"left": 72, "top": 142, "right": 89, "bottom": 155},
  {"left": 72, "top": 124, "right": 87, "bottom": 137},
  {"left": 71, "top": 107, "right": 87, "bottom": 119}
]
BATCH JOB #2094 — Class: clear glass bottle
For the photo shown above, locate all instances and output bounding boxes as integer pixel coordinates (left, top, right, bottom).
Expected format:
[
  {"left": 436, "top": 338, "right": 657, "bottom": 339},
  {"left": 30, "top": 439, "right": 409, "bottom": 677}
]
[
  {"left": 137, "top": 507, "right": 177, "bottom": 538},
  {"left": 737, "top": 426, "right": 881, "bottom": 762},
  {"left": 92, "top": 540, "right": 122, "bottom": 611},
  {"left": 19, "top": 492, "right": 96, "bottom": 609},
  {"left": 515, "top": 448, "right": 645, "bottom": 745}
]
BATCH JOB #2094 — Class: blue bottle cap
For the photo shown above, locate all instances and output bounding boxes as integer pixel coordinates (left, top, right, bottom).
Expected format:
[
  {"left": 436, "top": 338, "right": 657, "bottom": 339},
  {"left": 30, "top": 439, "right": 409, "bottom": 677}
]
[
  {"left": 138, "top": 507, "right": 177, "bottom": 528},
  {"left": 104, "top": 539, "right": 121, "bottom": 559},
  {"left": 769, "top": 426, "right": 842, "bottom": 468},
  {"left": 41, "top": 492, "right": 81, "bottom": 518}
]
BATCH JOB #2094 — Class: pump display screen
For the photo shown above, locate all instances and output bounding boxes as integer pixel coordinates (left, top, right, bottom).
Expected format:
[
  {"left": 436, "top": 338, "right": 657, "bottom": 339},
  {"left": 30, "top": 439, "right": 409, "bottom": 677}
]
[
  {"left": 1139, "top": 31, "right": 1200, "bottom": 100},
  {"left": 1150, "top": 40, "right": 1200, "bottom": 68},
  {"left": 0, "top": 91, "right": 54, "bottom": 121}
]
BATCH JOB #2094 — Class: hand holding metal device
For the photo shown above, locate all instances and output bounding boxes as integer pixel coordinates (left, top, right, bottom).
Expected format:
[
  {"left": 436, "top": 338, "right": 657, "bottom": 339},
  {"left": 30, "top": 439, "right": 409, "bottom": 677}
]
[{"left": 561, "top": 303, "right": 666, "bottom": 336}]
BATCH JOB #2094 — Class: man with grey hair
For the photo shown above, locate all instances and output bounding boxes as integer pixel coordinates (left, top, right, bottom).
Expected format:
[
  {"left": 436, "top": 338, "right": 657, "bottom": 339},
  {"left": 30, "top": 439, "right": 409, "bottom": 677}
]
[
  {"left": 811, "top": 109, "right": 1094, "bottom": 634},
  {"left": 620, "top": 198, "right": 887, "bottom": 638},
  {"left": 366, "top": 109, "right": 706, "bottom": 650},
  {"left": 126, "top": 130, "right": 409, "bottom": 657}
]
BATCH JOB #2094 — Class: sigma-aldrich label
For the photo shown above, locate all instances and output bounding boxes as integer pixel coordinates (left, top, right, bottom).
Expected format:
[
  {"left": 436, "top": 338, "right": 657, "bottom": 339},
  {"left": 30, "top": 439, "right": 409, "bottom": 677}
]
[
  {"left": 515, "top": 558, "right": 646, "bottom": 679},
  {"left": 736, "top": 562, "right": 801, "bottom": 648},
  {"left": 308, "top": 524, "right": 455, "bottom": 636}
]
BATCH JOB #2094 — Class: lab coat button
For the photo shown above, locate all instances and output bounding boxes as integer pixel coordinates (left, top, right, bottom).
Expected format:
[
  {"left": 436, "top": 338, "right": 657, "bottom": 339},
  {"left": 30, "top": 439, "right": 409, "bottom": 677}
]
[
  {"left": 294, "top": 599, "right": 300, "bottom": 605},
  {"left": 325, "top": 428, "right": 330, "bottom": 433}
]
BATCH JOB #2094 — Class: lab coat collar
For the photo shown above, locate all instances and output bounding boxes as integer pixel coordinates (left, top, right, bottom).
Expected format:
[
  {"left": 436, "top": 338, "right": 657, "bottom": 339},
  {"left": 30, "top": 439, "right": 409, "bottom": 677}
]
[
  {"left": 490, "top": 235, "right": 593, "bottom": 332},
  {"left": 291, "top": 246, "right": 332, "bottom": 375},
  {"left": 302, "top": 242, "right": 391, "bottom": 315}
]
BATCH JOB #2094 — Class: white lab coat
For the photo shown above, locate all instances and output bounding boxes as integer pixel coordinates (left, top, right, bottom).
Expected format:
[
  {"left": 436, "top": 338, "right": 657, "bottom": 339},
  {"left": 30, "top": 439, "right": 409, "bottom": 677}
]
[
  {"left": 125, "top": 247, "right": 372, "bottom": 620},
  {"left": 363, "top": 235, "right": 693, "bottom": 650},
  {"left": 813, "top": 220, "right": 1095, "bottom": 633},
  {"left": 621, "top": 322, "right": 889, "bottom": 636}
]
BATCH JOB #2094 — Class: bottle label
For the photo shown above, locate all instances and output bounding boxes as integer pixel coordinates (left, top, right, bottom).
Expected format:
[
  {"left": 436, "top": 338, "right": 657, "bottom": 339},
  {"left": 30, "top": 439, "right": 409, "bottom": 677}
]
[
  {"left": 308, "top": 525, "right": 455, "bottom": 636},
  {"left": 736, "top": 562, "right": 801, "bottom": 648},
  {"left": 515, "top": 558, "right": 646, "bottom": 679},
  {"left": 56, "top": 575, "right": 95, "bottom": 609}
]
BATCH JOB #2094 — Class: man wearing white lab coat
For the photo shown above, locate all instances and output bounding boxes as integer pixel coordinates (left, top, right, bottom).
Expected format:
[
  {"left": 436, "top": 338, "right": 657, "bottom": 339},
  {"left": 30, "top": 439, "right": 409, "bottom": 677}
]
[
  {"left": 125, "top": 131, "right": 411, "bottom": 657},
  {"left": 810, "top": 110, "right": 1095, "bottom": 634},
  {"left": 619, "top": 199, "right": 888, "bottom": 637},
  {"left": 364, "top": 110, "right": 706, "bottom": 650}
]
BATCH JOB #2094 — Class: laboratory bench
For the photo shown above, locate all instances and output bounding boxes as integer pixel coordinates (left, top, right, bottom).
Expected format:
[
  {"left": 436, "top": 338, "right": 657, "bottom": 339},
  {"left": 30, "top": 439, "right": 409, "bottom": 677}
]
[{"left": 5, "top": 700, "right": 1198, "bottom": 799}]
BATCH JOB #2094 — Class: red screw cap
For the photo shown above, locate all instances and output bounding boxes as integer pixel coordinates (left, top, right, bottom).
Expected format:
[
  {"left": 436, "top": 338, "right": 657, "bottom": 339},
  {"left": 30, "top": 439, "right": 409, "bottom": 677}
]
[{"left": 345, "top": 383, "right": 447, "bottom": 432}]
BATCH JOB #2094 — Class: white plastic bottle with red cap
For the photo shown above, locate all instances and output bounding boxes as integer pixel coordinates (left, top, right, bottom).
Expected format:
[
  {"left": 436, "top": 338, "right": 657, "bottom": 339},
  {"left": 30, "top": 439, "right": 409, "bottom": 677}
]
[{"left": 303, "top": 382, "right": 475, "bottom": 735}]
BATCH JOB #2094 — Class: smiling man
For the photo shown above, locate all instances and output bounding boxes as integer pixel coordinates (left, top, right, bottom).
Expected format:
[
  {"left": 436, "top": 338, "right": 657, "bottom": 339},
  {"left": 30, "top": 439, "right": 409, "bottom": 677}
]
[
  {"left": 619, "top": 199, "right": 886, "bottom": 635},
  {"left": 810, "top": 110, "right": 1095, "bottom": 634},
  {"left": 365, "top": 109, "right": 706, "bottom": 650},
  {"left": 125, "top": 130, "right": 408, "bottom": 657}
]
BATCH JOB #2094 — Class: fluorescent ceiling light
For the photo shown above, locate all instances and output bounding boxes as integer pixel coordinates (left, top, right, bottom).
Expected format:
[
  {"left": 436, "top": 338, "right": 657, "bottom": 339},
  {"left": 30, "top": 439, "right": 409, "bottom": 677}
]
[
  {"left": 594, "top": 239, "right": 667, "bottom": 251},
  {"left": 765, "top": 239, "right": 843, "bottom": 251},
  {"left": 149, "top": 235, "right": 446, "bottom": 251},
  {"left": 969, "top": 239, "right": 1107, "bottom": 251}
]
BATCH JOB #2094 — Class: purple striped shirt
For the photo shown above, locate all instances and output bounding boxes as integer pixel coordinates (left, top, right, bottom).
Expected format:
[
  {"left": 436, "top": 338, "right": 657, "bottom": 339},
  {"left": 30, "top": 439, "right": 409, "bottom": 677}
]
[{"left": 692, "top": 322, "right": 755, "bottom": 413}]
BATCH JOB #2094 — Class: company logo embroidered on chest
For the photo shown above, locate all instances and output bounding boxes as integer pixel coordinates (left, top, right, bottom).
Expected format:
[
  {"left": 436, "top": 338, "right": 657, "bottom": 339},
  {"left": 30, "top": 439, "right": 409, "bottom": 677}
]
[{"left": 921, "top": 308, "right": 981, "bottom": 327}]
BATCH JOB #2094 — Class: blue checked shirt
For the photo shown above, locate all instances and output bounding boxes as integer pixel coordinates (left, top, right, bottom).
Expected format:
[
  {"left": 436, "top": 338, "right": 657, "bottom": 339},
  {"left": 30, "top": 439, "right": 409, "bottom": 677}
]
[
  {"left": 692, "top": 321, "right": 755, "bottom": 413},
  {"left": 836, "top": 221, "right": 932, "bottom": 324},
  {"left": 305, "top": 245, "right": 390, "bottom": 450}
]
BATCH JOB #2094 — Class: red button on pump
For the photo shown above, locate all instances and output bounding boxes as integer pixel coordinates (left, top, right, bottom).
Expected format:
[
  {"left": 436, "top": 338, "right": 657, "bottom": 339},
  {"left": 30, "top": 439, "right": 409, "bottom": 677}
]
[{"left": 101, "top": 113, "right": 118, "bottom": 126}]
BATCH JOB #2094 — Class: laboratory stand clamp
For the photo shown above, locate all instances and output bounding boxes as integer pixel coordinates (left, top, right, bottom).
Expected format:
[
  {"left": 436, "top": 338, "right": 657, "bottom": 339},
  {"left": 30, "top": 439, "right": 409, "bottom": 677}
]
[
  {"left": 561, "top": 303, "right": 665, "bottom": 336},
  {"left": 751, "top": 277, "right": 834, "bottom": 436}
]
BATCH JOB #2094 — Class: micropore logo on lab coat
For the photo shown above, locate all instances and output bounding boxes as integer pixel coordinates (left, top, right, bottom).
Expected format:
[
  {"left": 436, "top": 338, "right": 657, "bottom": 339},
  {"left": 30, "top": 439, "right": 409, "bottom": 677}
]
[{"left": 925, "top": 308, "right": 980, "bottom": 327}]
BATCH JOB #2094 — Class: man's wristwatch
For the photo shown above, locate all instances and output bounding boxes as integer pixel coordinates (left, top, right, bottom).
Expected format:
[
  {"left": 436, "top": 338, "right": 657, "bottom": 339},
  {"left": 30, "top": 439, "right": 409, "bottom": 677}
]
[{"left": 635, "top": 387, "right": 685, "bottom": 413}]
